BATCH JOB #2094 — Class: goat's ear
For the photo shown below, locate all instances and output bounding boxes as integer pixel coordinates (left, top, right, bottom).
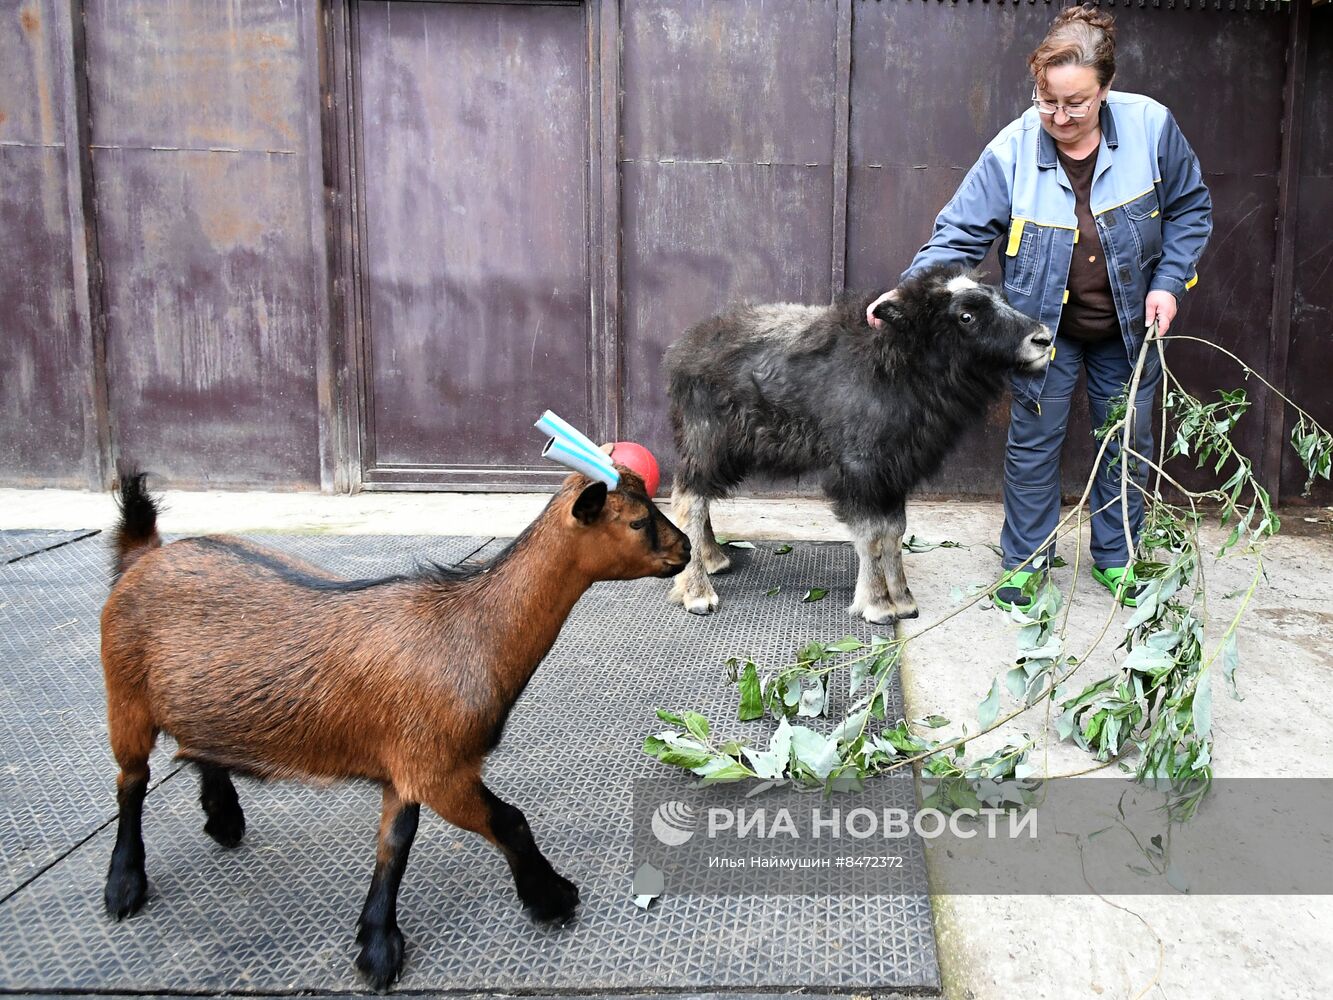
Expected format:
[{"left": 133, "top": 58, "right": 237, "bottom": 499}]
[{"left": 572, "top": 481, "right": 608, "bottom": 525}]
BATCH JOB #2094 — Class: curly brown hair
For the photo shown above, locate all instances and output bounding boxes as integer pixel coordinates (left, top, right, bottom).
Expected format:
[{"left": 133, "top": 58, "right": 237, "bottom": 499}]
[{"left": 1028, "top": 5, "right": 1117, "bottom": 91}]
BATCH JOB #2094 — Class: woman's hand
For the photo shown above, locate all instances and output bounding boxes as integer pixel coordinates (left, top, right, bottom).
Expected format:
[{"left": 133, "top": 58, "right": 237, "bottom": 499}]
[
  {"left": 866, "top": 289, "right": 899, "bottom": 329},
  {"left": 1144, "top": 290, "right": 1177, "bottom": 338}
]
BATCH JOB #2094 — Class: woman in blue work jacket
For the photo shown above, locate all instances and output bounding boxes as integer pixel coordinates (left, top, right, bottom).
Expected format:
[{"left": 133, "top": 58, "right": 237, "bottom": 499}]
[{"left": 870, "top": 6, "right": 1212, "bottom": 611}]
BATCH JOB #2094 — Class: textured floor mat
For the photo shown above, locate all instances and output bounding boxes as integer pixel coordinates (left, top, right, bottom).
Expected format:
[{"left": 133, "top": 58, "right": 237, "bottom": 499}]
[
  {"left": 0, "top": 538, "right": 938, "bottom": 993},
  {"left": 0, "top": 530, "right": 100, "bottom": 564}
]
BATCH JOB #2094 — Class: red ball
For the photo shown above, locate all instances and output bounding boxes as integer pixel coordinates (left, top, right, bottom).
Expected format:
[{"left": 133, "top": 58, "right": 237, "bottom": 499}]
[{"left": 609, "top": 441, "right": 660, "bottom": 497}]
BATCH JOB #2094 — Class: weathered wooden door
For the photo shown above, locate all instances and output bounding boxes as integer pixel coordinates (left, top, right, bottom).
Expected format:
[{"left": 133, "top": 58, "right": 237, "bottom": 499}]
[{"left": 352, "top": 0, "right": 592, "bottom": 488}]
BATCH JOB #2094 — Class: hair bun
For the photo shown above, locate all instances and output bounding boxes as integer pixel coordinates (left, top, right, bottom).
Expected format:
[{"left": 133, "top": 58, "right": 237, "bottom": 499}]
[{"left": 1053, "top": 5, "right": 1117, "bottom": 45}]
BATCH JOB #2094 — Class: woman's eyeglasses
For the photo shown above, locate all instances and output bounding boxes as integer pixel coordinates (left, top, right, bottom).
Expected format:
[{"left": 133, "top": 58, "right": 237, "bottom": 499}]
[{"left": 1031, "top": 88, "right": 1095, "bottom": 119}]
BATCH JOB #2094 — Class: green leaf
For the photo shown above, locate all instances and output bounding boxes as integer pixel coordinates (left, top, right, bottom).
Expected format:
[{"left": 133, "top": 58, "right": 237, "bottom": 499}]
[
  {"left": 774, "top": 544, "right": 793, "bottom": 555},
  {"left": 978, "top": 677, "right": 1003, "bottom": 729},
  {"left": 694, "top": 758, "right": 751, "bottom": 785},
  {"left": 682, "top": 711, "right": 710, "bottom": 741},
  {"left": 1006, "top": 666, "right": 1029, "bottom": 701},
  {"left": 797, "top": 675, "right": 827, "bottom": 718},
  {"left": 1220, "top": 633, "right": 1242, "bottom": 700},
  {"left": 801, "top": 587, "right": 828, "bottom": 603},
  {"left": 738, "top": 661, "right": 764, "bottom": 721},
  {"left": 655, "top": 709, "right": 686, "bottom": 727},
  {"left": 789, "top": 726, "right": 840, "bottom": 781},
  {"left": 725, "top": 540, "right": 755, "bottom": 550},
  {"left": 918, "top": 715, "right": 951, "bottom": 729},
  {"left": 828, "top": 636, "right": 865, "bottom": 652},
  {"left": 765, "top": 586, "right": 781, "bottom": 597},
  {"left": 1192, "top": 668, "right": 1213, "bottom": 740}
]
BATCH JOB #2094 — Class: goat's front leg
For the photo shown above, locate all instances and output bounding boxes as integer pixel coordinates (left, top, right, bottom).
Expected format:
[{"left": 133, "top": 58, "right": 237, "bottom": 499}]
[
  {"left": 428, "top": 775, "right": 578, "bottom": 924},
  {"left": 877, "top": 501, "right": 919, "bottom": 620},
  {"left": 667, "top": 486, "right": 720, "bottom": 614},
  {"left": 845, "top": 519, "right": 898, "bottom": 625},
  {"left": 356, "top": 785, "right": 420, "bottom": 992}
]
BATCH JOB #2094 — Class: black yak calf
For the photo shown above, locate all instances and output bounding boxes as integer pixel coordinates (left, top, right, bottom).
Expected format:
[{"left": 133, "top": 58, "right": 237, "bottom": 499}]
[{"left": 665, "top": 264, "right": 1052, "bottom": 624}]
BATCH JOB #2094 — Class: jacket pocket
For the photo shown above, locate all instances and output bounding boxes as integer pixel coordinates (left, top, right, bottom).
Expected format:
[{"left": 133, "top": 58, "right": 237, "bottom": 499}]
[
  {"left": 1123, "top": 191, "right": 1163, "bottom": 270},
  {"left": 1003, "top": 219, "right": 1040, "bottom": 297}
]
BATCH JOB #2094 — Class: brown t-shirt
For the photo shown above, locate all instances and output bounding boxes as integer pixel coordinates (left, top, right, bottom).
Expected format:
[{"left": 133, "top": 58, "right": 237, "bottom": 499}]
[{"left": 1056, "top": 145, "right": 1118, "bottom": 342}]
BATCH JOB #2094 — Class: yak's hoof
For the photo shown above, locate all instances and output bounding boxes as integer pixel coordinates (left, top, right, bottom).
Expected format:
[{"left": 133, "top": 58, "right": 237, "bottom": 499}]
[
  {"left": 895, "top": 605, "right": 920, "bottom": 620},
  {"left": 355, "top": 925, "right": 405, "bottom": 993},
  {"left": 701, "top": 548, "right": 733, "bottom": 574},
  {"left": 685, "top": 592, "right": 718, "bottom": 615},
  {"left": 522, "top": 872, "right": 580, "bottom": 925},
  {"left": 848, "top": 601, "right": 898, "bottom": 626},
  {"left": 204, "top": 810, "right": 245, "bottom": 849},
  {"left": 104, "top": 867, "right": 148, "bottom": 921}
]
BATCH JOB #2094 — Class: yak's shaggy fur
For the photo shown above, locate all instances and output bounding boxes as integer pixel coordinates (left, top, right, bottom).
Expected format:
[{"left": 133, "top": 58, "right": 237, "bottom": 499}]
[{"left": 665, "top": 263, "right": 1052, "bottom": 623}]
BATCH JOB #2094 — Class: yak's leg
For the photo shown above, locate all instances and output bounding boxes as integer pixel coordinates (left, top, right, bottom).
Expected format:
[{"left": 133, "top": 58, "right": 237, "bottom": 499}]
[
  {"left": 104, "top": 701, "right": 157, "bottom": 919},
  {"left": 355, "top": 785, "right": 420, "bottom": 991},
  {"left": 877, "top": 501, "right": 919, "bottom": 619},
  {"left": 198, "top": 763, "right": 245, "bottom": 848},
  {"left": 846, "top": 519, "right": 898, "bottom": 625},
  {"left": 667, "top": 486, "right": 720, "bottom": 614},
  {"left": 700, "top": 512, "right": 732, "bottom": 574},
  {"left": 426, "top": 772, "right": 578, "bottom": 924}
]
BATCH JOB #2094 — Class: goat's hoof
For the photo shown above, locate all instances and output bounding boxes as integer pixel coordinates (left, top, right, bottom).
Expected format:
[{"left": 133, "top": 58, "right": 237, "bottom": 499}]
[
  {"left": 701, "top": 549, "right": 733, "bottom": 574},
  {"left": 894, "top": 605, "right": 920, "bottom": 620},
  {"left": 355, "top": 925, "right": 405, "bottom": 993},
  {"left": 204, "top": 810, "right": 245, "bottom": 849},
  {"left": 523, "top": 872, "right": 580, "bottom": 925},
  {"left": 104, "top": 868, "right": 148, "bottom": 921}
]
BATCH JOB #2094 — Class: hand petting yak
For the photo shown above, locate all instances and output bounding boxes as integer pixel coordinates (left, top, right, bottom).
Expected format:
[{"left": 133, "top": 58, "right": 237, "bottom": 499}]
[{"left": 664, "top": 264, "right": 1053, "bottom": 625}]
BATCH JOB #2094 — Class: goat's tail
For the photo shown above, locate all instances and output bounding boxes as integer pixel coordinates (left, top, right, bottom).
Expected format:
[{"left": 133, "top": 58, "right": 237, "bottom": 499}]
[{"left": 111, "top": 467, "right": 162, "bottom": 585}]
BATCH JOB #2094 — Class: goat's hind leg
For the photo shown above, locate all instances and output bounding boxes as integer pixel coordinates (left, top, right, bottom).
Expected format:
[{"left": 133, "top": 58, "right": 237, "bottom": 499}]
[
  {"left": 667, "top": 486, "right": 720, "bottom": 615},
  {"left": 198, "top": 763, "right": 245, "bottom": 847},
  {"left": 355, "top": 784, "right": 420, "bottom": 991},
  {"left": 104, "top": 701, "right": 157, "bottom": 919},
  {"left": 427, "top": 774, "right": 578, "bottom": 925}
]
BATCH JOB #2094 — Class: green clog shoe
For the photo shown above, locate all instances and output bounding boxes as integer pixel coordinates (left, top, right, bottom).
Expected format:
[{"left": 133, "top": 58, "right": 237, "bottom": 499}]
[
  {"left": 1091, "top": 564, "right": 1142, "bottom": 607},
  {"left": 993, "top": 569, "right": 1043, "bottom": 613}
]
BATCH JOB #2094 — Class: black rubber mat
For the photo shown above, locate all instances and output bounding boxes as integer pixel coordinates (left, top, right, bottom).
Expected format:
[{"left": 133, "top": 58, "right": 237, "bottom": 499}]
[
  {"left": 0, "top": 536, "right": 938, "bottom": 993},
  {"left": 0, "top": 529, "right": 100, "bottom": 564}
]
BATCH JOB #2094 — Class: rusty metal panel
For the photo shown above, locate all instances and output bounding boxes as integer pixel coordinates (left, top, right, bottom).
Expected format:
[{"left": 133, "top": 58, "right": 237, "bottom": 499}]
[
  {"left": 355, "top": 0, "right": 591, "bottom": 480},
  {"left": 0, "top": 1, "right": 89, "bottom": 486},
  {"left": 85, "top": 0, "right": 323, "bottom": 488},
  {"left": 1282, "top": 6, "right": 1333, "bottom": 505},
  {"left": 620, "top": 0, "right": 840, "bottom": 470},
  {"left": 846, "top": 2, "right": 1288, "bottom": 497}
]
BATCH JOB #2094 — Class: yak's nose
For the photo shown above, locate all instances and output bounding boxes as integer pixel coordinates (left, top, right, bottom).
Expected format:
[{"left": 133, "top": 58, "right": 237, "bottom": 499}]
[{"left": 1030, "top": 325, "right": 1053, "bottom": 349}]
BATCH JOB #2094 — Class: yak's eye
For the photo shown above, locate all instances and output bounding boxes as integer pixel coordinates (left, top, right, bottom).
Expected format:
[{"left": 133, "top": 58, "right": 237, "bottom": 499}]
[
  {"left": 629, "top": 518, "right": 648, "bottom": 531},
  {"left": 959, "top": 312, "right": 974, "bottom": 325}
]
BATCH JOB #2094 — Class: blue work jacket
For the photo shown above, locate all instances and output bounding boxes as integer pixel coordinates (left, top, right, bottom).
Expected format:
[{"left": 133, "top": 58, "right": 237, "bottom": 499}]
[{"left": 903, "top": 91, "right": 1212, "bottom": 410}]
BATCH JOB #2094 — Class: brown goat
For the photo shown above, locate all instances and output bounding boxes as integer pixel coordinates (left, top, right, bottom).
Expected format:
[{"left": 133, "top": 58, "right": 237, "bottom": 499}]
[{"left": 100, "top": 469, "right": 689, "bottom": 990}]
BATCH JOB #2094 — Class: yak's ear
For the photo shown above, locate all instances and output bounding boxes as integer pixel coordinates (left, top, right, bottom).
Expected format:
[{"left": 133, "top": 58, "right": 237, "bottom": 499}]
[
  {"left": 870, "top": 293, "right": 905, "bottom": 328},
  {"left": 572, "top": 481, "right": 608, "bottom": 524}
]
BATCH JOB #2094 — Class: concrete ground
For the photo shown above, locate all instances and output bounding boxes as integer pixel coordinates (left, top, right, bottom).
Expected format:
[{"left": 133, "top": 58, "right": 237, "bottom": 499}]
[{"left": 3, "top": 486, "right": 1330, "bottom": 1000}]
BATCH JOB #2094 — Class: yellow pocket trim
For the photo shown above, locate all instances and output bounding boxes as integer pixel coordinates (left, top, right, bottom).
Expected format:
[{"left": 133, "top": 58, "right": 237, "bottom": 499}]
[
  {"left": 1185, "top": 273, "right": 1199, "bottom": 291},
  {"left": 1074, "top": 229, "right": 1080, "bottom": 244},
  {"left": 1006, "top": 218, "right": 1027, "bottom": 257},
  {"left": 1063, "top": 289, "right": 1070, "bottom": 304}
]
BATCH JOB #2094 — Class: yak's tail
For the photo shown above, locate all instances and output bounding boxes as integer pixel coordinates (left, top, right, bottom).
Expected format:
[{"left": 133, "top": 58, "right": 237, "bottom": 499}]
[{"left": 111, "top": 467, "right": 162, "bottom": 585}]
